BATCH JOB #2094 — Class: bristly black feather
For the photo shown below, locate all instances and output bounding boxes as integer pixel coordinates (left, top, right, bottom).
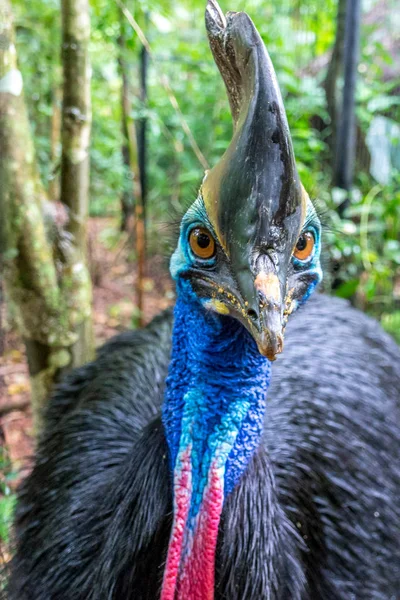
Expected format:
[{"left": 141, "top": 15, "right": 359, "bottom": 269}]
[
  {"left": 7, "top": 294, "right": 400, "bottom": 599},
  {"left": 157, "top": 185, "right": 201, "bottom": 268},
  {"left": 308, "top": 196, "right": 350, "bottom": 289},
  {"left": 309, "top": 197, "right": 332, "bottom": 234}
]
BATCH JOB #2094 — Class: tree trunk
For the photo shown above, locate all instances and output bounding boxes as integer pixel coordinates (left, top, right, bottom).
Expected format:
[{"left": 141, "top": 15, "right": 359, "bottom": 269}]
[
  {"left": 333, "top": 0, "right": 362, "bottom": 199},
  {"left": 117, "top": 15, "right": 134, "bottom": 232},
  {"left": 120, "top": 144, "right": 134, "bottom": 232},
  {"left": 0, "top": 274, "right": 4, "bottom": 358},
  {"left": 61, "top": 0, "right": 91, "bottom": 251},
  {"left": 0, "top": 0, "right": 93, "bottom": 432},
  {"left": 117, "top": 6, "right": 145, "bottom": 326},
  {"left": 324, "top": 0, "right": 347, "bottom": 155},
  {"left": 138, "top": 40, "right": 148, "bottom": 225},
  {"left": 49, "top": 85, "right": 62, "bottom": 202},
  {"left": 60, "top": 0, "right": 94, "bottom": 366}
]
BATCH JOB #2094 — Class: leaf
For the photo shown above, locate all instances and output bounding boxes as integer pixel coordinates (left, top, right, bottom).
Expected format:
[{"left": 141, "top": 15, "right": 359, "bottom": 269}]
[
  {"left": 335, "top": 279, "right": 360, "bottom": 299},
  {"left": 367, "top": 96, "right": 400, "bottom": 114},
  {"left": 10, "top": 350, "right": 23, "bottom": 363},
  {"left": 381, "top": 312, "right": 400, "bottom": 344},
  {"left": 7, "top": 381, "right": 30, "bottom": 396},
  {"left": 0, "top": 495, "right": 16, "bottom": 544}
]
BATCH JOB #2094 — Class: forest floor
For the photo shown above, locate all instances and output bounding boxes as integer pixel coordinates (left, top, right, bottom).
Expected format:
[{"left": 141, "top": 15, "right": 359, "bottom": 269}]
[{"left": 0, "top": 217, "right": 173, "bottom": 489}]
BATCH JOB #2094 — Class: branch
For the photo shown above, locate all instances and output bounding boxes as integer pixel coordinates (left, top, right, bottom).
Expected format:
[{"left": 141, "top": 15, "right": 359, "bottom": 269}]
[{"left": 0, "top": 398, "right": 30, "bottom": 417}]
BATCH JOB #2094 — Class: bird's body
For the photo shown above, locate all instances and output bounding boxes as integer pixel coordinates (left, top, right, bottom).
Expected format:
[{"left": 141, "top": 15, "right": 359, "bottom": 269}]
[
  {"left": 9, "top": 294, "right": 400, "bottom": 599},
  {"left": 7, "top": 2, "right": 400, "bottom": 598}
]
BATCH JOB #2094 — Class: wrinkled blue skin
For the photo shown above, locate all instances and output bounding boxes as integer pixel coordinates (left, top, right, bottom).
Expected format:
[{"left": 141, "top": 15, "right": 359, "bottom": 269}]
[{"left": 162, "top": 196, "right": 323, "bottom": 515}]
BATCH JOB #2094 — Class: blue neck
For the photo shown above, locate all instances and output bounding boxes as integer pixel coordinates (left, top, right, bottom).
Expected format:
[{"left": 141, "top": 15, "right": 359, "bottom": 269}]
[
  {"left": 161, "top": 285, "right": 272, "bottom": 598},
  {"left": 162, "top": 284, "right": 272, "bottom": 501}
]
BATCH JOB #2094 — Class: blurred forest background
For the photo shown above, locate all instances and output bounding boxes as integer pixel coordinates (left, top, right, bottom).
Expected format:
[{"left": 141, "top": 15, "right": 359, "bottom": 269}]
[{"left": 0, "top": 0, "right": 399, "bottom": 554}]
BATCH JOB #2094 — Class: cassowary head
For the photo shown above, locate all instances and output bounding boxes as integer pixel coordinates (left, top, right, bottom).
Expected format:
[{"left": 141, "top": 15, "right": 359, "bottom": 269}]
[{"left": 170, "top": 0, "right": 322, "bottom": 359}]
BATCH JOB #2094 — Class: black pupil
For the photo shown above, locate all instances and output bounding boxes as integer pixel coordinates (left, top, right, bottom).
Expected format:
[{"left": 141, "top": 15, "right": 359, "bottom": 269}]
[
  {"left": 296, "top": 234, "right": 307, "bottom": 251},
  {"left": 196, "top": 231, "right": 210, "bottom": 249}
]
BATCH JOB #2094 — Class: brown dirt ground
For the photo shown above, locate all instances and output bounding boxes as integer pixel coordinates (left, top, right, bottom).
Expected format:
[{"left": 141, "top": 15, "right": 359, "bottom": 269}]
[{"left": 0, "top": 217, "right": 174, "bottom": 486}]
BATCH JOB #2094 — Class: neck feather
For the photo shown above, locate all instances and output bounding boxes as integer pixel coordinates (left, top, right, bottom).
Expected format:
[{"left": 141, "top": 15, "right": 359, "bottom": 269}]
[{"left": 161, "top": 288, "right": 271, "bottom": 600}]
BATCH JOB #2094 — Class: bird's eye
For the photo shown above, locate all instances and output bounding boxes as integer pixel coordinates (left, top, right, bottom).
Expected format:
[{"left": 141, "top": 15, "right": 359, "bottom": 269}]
[
  {"left": 294, "top": 231, "right": 315, "bottom": 261},
  {"left": 189, "top": 227, "right": 216, "bottom": 260}
]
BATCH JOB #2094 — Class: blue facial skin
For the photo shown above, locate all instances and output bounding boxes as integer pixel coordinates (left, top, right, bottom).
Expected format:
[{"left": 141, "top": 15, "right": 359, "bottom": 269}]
[
  {"left": 170, "top": 198, "right": 218, "bottom": 279},
  {"left": 289, "top": 201, "right": 323, "bottom": 310},
  {"left": 163, "top": 196, "right": 322, "bottom": 511}
]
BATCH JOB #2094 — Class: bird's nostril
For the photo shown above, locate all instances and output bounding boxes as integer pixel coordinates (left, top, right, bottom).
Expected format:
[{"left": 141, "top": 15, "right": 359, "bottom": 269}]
[{"left": 247, "top": 308, "right": 258, "bottom": 322}]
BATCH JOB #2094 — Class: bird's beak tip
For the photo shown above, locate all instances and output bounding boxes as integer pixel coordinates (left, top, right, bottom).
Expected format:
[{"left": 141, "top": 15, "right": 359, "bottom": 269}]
[{"left": 255, "top": 330, "right": 284, "bottom": 361}]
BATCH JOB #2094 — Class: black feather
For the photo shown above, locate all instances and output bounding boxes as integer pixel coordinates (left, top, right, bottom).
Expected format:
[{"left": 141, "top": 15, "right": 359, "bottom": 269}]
[{"left": 7, "top": 295, "right": 400, "bottom": 599}]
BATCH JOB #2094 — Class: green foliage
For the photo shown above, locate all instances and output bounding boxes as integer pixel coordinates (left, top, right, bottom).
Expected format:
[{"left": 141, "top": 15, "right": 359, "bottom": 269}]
[
  {"left": 13, "top": 0, "right": 60, "bottom": 186},
  {"left": 12, "top": 0, "right": 400, "bottom": 332},
  {"left": 323, "top": 175, "right": 400, "bottom": 311},
  {"left": 0, "top": 494, "right": 15, "bottom": 546},
  {"left": 0, "top": 448, "right": 16, "bottom": 545},
  {"left": 381, "top": 311, "right": 400, "bottom": 344}
]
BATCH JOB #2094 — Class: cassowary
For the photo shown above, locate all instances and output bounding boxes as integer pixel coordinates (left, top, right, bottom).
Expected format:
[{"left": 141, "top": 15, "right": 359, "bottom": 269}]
[{"left": 8, "top": 2, "right": 400, "bottom": 599}]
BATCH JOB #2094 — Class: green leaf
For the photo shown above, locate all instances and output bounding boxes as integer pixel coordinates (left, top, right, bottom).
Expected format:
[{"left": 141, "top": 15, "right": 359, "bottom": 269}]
[
  {"left": 335, "top": 279, "right": 360, "bottom": 299},
  {"left": 367, "top": 96, "right": 400, "bottom": 114},
  {"left": 0, "top": 495, "right": 16, "bottom": 544}
]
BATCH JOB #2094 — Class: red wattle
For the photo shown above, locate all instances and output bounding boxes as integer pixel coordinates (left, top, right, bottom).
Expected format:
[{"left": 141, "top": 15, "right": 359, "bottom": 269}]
[
  {"left": 161, "top": 447, "right": 192, "bottom": 600},
  {"left": 177, "top": 461, "right": 224, "bottom": 600},
  {"left": 161, "top": 455, "right": 224, "bottom": 600}
]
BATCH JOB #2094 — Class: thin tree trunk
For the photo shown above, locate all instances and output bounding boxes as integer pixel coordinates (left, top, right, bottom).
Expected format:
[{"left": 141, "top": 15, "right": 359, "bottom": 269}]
[
  {"left": 334, "top": 0, "right": 362, "bottom": 200},
  {"left": 49, "top": 85, "right": 62, "bottom": 202},
  {"left": 117, "top": 6, "right": 145, "bottom": 326},
  {"left": 136, "top": 38, "right": 149, "bottom": 325},
  {"left": 120, "top": 144, "right": 134, "bottom": 232},
  {"left": 0, "top": 0, "right": 93, "bottom": 432},
  {"left": 61, "top": 0, "right": 91, "bottom": 250},
  {"left": 60, "top": 0, "right": 94, "bottom": 364},
  {"left": 134, "top": 193, "right": 145, "bottom": 326},
  {"left": 138, "top": 39, "right": 148, "bottom": 226},
  {"left": 324, "top": 0, "right": 347, "bottom": 156},
  {"left": 0, "top": 274, "right": 4, "bottom": 358},
  {"left": 117, "top": 15, "right": 134, "bottom": 232}
]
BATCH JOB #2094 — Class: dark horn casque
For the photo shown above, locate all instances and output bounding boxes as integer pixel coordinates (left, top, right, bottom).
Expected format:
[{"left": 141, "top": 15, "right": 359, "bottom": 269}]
[{"left": 203, "top": 0, "right": 304, "bottom": 310}]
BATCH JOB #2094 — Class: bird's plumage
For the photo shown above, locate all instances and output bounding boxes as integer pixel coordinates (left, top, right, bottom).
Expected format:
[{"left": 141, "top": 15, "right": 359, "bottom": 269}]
[
  {"left": 8, "top": 294, "right": 400, "bottom": 599},
  {"left": 7, "top": 2, "right": 400, "bottom": 597}
]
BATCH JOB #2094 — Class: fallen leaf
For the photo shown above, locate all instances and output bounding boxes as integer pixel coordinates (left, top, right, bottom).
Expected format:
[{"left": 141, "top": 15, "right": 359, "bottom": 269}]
[
  {"left": 10, "top": 350, "right": 23, "bottom": 363},
  {"left": 7, "top": 382, "right": 30, "bottom": 396}
]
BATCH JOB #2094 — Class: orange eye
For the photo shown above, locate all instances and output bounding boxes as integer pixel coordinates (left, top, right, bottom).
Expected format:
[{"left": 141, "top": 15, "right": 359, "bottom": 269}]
[
  {"left": 189, "top": 227, "right": 216, "bottom": 260},
  {"left": 294, "top": 231, "right": 315, "bottom": 261}
]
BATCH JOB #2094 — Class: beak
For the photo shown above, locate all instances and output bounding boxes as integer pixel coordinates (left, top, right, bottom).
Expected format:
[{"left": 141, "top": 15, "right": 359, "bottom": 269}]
[
  {"left": 244, "top": 256, "right": 285, "bottom": 361},
  {"left": 256, "top": 312, "right": 284, "bottom": 361},
  {"left": 205, "top": 253, "right": 286, "bottom": 361}
]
